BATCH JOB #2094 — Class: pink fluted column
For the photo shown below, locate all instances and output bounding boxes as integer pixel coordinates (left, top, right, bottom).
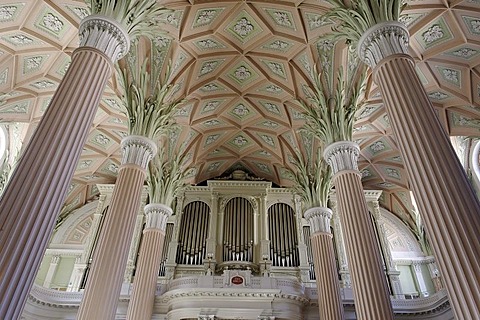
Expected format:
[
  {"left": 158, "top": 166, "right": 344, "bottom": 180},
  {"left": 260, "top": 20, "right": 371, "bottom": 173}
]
[
  {"left": 304, "top": 207, "right": 344, "bottom": 320},
  {"left": 0, "top": 15, "right": 129, "bottom": 320},
  {"left": 324, "top": 141, "right": 394, "bottom": 320},
  {"left": 126, "top": 203, "right": 172, "bottom": 320},
  {"left": 77, "top": 136, "right": 157, "bottom": 320},
  {"left": 359, "top": 22, "right": 480, "bottom": 318}
]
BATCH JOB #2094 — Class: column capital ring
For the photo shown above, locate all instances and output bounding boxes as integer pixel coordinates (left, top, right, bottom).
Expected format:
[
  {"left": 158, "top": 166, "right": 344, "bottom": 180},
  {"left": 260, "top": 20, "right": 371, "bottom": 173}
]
[
  {"left": 79, "top": 15, "right": 130, "bottom": 62},
  {"left": 358, "top": 21, "right": 410, "bottom": 69},
  {"left": 324, "top": 141, "right": 360, "bottom": 175},
  {"left": 144, "top": 203, "right": 173, "bottom": 231},
  {"left": 304, "top": 206, "right": 333, "bottom": 234},
  {"left": 121, "top": 135, "right": 157, "bottom": 170}
]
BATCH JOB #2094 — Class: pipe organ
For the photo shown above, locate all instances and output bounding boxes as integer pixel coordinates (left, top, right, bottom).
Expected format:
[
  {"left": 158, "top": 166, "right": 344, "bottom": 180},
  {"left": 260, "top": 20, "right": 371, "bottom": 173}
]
[
  {"left": 268, "top": 203, "right": 299, "bottom": 267},
  {"left": 176, "top": 201, "right": 210, "bottom": 265},
  {"left": 222, "top": 197, "right": 254, "bottom": 263},
  {"left": 168, "top": 179, "right": 308, "bottom": 277}
]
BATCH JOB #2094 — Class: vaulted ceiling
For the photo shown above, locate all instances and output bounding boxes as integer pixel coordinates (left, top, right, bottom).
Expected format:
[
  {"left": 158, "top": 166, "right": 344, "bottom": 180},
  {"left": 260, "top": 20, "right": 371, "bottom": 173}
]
[{"left": 0, "top": 0, "right": 479, "bottom": 230}]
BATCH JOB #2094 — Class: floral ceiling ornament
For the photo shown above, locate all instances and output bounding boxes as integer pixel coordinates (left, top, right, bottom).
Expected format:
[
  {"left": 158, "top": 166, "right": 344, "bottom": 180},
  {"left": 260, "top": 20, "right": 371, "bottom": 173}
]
[
  {"left": 42, "top": 13, "right": 64, "bottom": 32},
  {"left": 196, "top": 9, "right": 217, "bottom": 25},
  {"left": 25, "top": 56, "right": 43, "bottom": 72},
  {"left": 234, "top": 66, "right": 251, "bottom": 81},
  {"left": 233, "top": 17, "right": 254, "bottom": 37},
  {"left": 451, "top": 48, "right": 477, "bottom": 59},
  {"left": 267, "top": 40, "right": 289, "bottom": 50},
  {"left": 0, "top": 6, "right": 17, "bottom": 21},
  {"left": 423, "top": 25, "right": 444, "bottom": 43},
  {"left": 263, "top": 102, "right": 280, "bottom": 114},
  {"left": 72, "top": 7, "right": 89, "bottom": 19},
  {"left": 273, "top": 11, "right": 292, "bottom": 27},
  {"left": 428, "top": 91, "right": 448, "bottom": 100},
  {"left": 233, "top": 104, "right": 250, "bottom": 116},
  {"left": 197, "top": 39, "right": 220, "bottom": 49},
  {"left": 202, "top": 101, "right": 220, "bottom": 112},
  {"left": 441, "top": 68, "right": 459, "bottom": 84},
  {"left": 370, "top": 141, "right": 386, "bottom": 152},
  {"left": 265, "top": 84, "right": 282, "bottom": 93},
  {"left": 232, "top": 135, "right": 248, "bottom": 146},
  {"left": 9, "top": 34, "right": 33, "bottom": 45}
]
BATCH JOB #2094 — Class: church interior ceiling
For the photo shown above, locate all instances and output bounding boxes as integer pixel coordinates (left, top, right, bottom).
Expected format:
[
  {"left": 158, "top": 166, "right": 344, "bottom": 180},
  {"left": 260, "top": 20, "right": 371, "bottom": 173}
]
[{"left": 0, "top": 0, "right": 479, "bottom": 232}]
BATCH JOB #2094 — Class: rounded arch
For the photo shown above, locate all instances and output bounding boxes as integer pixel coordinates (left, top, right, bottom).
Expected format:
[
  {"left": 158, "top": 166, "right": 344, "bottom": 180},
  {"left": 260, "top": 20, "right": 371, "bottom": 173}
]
[
  {"left": 51, "top": 201, "right": 99, "bottom": 245},
  {"left": 266, "top": 199, "right": 295, "bottom": 212},
  {"left": 183, "top": 198, "right": 211, "bottom": 210},
  {"left": 220, "top": 195, "right": 257, "bottom": 213},
  {"left": 380, "top": 207, "right": 424, "bottom": 259}
]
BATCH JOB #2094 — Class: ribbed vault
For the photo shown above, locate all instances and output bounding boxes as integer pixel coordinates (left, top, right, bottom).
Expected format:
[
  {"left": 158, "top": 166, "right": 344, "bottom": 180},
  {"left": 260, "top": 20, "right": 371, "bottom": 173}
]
[{"left": 0, "top": 0, "right": 479, "bottom": 231}]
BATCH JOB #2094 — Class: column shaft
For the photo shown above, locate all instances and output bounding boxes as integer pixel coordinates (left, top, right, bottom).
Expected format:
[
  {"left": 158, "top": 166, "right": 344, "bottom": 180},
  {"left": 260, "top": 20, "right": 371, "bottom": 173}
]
[
  {"left": 0, "top": 47, "right": 112, "bottom": 320},
  {"left": 77, "top": 165, "right": 147, "bottom": 319},
  {"left": 127, "top": 230, "right": 165, "bottom": 319},
  {"left": 375, "top": 55, "right": 480, "bottom": 317},
  {"left": 126, "top": 203, "right": 171, "bottom": 320},
  {"left": 311, "top": 232, "right": 344, "bottom": 320},
  {"left": 334, "top": 171, "right": 394, "bottom": 319}
]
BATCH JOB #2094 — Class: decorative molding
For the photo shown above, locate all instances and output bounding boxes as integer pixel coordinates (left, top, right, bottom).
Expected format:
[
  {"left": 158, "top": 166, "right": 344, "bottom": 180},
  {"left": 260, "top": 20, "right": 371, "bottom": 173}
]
[
  {"left": 358, "top": 21, "right": 410, "bottom": 68},
  {"left": 78, "top": 15, "right": 130, "bottom": 62},
  {"left": 219, "top": 195, "right": 258, "bottom": 212},
  {"left": 120, "top": 135, "right": 157, "bottom": 169},
  {"left": 144, "top": 203, "right": 173, "bottom": 231},
  {"left": 304, "top": 207, "right": 332, "bottom": 234},
  {"left": 207, "top": 180, "right": 272, "bottom": 189},
  {"left": 324, "top": 141, "right": 360, "bottom": 174}
]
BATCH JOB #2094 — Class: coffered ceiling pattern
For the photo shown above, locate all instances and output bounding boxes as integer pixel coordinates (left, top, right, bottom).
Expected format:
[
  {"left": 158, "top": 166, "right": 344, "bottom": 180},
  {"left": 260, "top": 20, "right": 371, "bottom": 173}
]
[{"left": 0, "top": 0, "right": 479, "bottom": 230}]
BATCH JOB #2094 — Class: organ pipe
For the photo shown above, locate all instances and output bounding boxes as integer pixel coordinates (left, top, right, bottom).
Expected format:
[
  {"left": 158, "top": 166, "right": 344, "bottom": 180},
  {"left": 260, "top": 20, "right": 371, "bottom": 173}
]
[
  {"left": 268, "top": 203, "right": 299, "bottom": 267},
  {"left": 222, "top": 197, "right": 254, "bottom": 262},
  {"left": 158, "top": 223, "right": 173, "bottom": 276},
  {"left": 175, "top": 201, "right": 210, "bottom": 265},
  {"left": 303, "top": 226, "right": 315, "bottom": 280}
]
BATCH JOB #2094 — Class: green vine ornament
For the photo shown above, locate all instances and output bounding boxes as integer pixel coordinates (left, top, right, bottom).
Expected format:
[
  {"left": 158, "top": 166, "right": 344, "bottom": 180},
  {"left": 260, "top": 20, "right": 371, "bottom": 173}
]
[
  {"left": 321, "top": 0, "right": 406, "bottom": 51},
  {"left": 87, "top": 0, "right": 170, "bottom": 39},
  {"left": 299, "top": 61, "right": 367, "bottom": 146},
  {"left": 288, "top": 148, "right": 332, "bottom": 210},
  {"left": 147, "top": 146, "right": 193, "bottom": 208},
  {"left": 117, "top": 42, "right": 184, "bottom": 139}
]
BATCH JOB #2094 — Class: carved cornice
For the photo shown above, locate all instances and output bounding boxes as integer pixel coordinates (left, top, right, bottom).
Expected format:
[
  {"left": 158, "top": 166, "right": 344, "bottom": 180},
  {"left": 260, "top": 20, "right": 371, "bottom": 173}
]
[
  {"left": 121, "top": 135, "right": 157, "bottom": 169},
  {"left": 358, "top": 21, "right": 410, "bottom": 69},
  {"left": 159, "top": 289, "right": 309, "bottom": 306},
  {"left": 304, "top": 207, "right": 332, "bottom": 234},
  {"left": 144, "top": 203, "right": 173, "bottom": 231},
  {"left": 330, "top": 190, "right": 382, "bottom": 202},
  {"left": 28, "top": 284, "right": 82, "bottom": 308},
  {"left": 324, "top": 141, "right": 360, "bottom": 174},
  {"left": 208, "top": 180, "right": 272, "bottom": 189},
  {"left": 79, "top": 15, "right": 130, "bottom": 62}
]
